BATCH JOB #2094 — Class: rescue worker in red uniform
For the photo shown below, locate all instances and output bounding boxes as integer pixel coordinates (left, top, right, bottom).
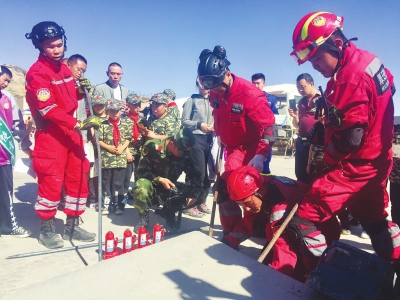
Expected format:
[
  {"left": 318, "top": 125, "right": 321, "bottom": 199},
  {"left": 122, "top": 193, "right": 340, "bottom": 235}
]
[
  {"left": 197, "top": 46, "right": 276, "bottom": 248},
  {"left": 25, "top": 21, "right": 96, "bottom": 249},
  {"left": 283, "top": 12, "right": 397, "bottom": 271},
  {"left": 227, "top": 166, "right": 309, "bottom": 281}
]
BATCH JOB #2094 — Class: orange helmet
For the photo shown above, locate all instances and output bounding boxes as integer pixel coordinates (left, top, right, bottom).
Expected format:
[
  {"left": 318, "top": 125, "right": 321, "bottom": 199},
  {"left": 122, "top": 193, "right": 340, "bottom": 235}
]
[
  {"left": 227, "top": 166, "right": 263, "bottom": 201},
  {"left": 290, "top": 12, "right": 344, "bottom": 65}
]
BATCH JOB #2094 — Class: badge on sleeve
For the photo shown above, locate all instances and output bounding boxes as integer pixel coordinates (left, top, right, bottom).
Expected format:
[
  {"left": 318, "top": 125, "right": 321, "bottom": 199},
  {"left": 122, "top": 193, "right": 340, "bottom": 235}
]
[
  {"left": 3, "top": 103, "right": 9, "bottom": 109},
  {"left": 37, "top": 88, "right": 51, "bottom": 102},
  {"left": 142, "top": 146, "right": 149, "bottom": 156}
]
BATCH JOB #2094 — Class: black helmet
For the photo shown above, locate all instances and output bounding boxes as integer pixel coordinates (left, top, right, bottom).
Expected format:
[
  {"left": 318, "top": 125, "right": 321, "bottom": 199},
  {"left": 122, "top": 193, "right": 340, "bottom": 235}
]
[
  {"left": 197, "top": 45, "right": 231, "bottom": 89},
  {"left": 25, "top": 21, "right": 67, "bottom": 50}
]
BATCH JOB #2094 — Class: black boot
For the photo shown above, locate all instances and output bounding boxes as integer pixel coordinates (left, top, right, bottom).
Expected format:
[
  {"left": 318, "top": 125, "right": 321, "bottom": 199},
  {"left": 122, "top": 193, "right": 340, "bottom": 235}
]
[
  {"left": 63, "top": 216, "right": 96, "bottom": 242},
  {"left": 134, "top": 210, "right": 149, "bottom": 234},
  {"left": 39, "top": 218, "right": 64, "bottom": 249}
]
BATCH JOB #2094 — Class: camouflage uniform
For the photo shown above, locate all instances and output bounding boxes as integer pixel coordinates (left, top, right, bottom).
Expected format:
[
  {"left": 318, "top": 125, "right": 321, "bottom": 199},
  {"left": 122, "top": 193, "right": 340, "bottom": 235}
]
[
  {"left": 133, "top": 128, "right": 204, "bottom": 214},
  {"left": 164, "top": 89, "right": 181, "bottom": 124},
  {"left": 87, "top": 95, "right": 109, "bottom": 204},
  {"left": 147, "top": 93, "right": 180, "bottom": 138},
  {"left": 98, "top": 100, "right": 131, "bottom": 211},
  {"left": 122, "top": 94, "right": 147, "bottom": 193},
  {"left": 390, "top": 125, "right": 400, "bottom": 224}
]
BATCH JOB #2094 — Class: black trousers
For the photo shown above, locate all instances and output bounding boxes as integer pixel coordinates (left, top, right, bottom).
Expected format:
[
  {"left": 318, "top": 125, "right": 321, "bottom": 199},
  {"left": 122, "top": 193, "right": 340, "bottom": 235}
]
[
  {"left": 188, "top": 134, "right": 211, "bottom": 205},
  {"left": 0, "top": 164, "right": 18, "bottom": 233},
  {"left": 102, "top": 168, "right": 126, "bottom": 210},
  {"left": 295, "top": 137, "right": 312, "bottom": 184},
  {"left": 123, "top": 155, "right": 140, "bottom": 194},
  {"left": 391, "top": 181, "right": 400, "bottom": 225},
  {"left": 88, "top": 176, "right": 99, "bottom": 203}
]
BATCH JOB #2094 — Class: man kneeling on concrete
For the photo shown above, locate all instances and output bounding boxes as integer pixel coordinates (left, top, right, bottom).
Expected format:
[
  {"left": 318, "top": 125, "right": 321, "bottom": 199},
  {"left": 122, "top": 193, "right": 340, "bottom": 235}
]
[
  {"left": 133, "top": 128, "right": 205, "bottom": 232},
  {"left": 226, "top": 166, "right": 338, "bottom": 281}
]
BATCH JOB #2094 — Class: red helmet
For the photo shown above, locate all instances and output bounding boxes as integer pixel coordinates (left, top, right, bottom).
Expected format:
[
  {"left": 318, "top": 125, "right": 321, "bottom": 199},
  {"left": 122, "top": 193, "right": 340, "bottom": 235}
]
[
  {"left": 227, "top": 166, "right": 263, "bottom": 201},
  {"left": 290, "top": 12, "right": 344, "bottom": 65}
]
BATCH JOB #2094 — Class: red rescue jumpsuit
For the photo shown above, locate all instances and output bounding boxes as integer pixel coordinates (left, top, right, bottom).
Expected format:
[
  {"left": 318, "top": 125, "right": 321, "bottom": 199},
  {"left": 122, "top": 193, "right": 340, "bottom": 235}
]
[
  {"left": 287, "top": 43, "right": 398, "bottom": 270},
  {"left": 26, "top": 54, "right": 89, "bottom": 220},
  {"left": 210, "top": 75, "right": 275, "bottom": 247}
]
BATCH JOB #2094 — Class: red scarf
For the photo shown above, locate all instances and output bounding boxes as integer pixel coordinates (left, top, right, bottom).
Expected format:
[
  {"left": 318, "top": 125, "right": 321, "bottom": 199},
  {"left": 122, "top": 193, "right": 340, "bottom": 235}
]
[
  {"left": 108, "top": 117, "right": 121, "bottom": 147},
  {"left": 128, "top": 112, "right": 140, "bottom": 142},
  {"left": 167, "top": 102, "right": 177, "bottom": 108}
]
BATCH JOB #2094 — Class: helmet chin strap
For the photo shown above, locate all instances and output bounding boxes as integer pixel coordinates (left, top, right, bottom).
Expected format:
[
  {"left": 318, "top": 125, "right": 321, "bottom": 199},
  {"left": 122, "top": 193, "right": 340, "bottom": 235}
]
[
  {"left": 221, "top": 76, "right": 232, "bottom": 95},
  {"left": 321, "top": 37, "right": 358, "bottom": 73}
]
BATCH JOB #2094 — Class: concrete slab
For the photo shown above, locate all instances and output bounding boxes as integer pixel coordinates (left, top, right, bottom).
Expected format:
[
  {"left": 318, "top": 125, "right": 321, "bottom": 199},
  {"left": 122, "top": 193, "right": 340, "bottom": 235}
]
[{"left": 4, "top": 231, "right": 328, "bottom": 300}]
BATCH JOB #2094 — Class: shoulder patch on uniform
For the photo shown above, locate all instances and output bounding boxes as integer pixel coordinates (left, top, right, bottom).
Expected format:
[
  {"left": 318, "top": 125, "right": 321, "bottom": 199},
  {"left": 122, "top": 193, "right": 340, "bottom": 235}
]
[
  {"left": 37, "top": 88, "right": 51, "bottom": 102},
  {"left": 273, "top": 176, "right": 297, "bottom": 187},
  {"left": 231, "top": 103, "right": 244, "bottom": 114},
  {"left": 374, "top": 64, "right": 390, "bottom": 96}
]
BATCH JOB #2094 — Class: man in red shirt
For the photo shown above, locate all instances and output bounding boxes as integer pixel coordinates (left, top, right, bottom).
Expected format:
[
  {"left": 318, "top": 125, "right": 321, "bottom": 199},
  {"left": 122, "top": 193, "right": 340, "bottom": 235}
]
[
  {"left": 284, "top": 11, "right": 397, "bottom": 271},
  {"left": 25, "top": 21, "right": 95, "bottom": 249},
  {"left": 197, "top": 46, "right": 275, "bottom": 248},
  {"left": 289, "top": 73, "right": 320, "bottom": 184}
]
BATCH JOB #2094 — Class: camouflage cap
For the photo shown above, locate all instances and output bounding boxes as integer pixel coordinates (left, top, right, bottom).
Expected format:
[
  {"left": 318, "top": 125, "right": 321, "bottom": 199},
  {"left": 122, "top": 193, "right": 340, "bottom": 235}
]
[
  {"left": 106, "top": 99, "right": 123, "bottom": 111},
  {"left": 126, "top": 93, "right": 141, "bottom": 105},
  {"left": 90, "top": 94, "right": 108, "bottom": 105},
  {"left": 163, "top": 89, "right": 176, "bottom": 100},
  {"left": 173, "top": 128, "right": 195, "bottom": 156},
  {"left": 150, "top": 93, "right": 168, "bottom": 105}
]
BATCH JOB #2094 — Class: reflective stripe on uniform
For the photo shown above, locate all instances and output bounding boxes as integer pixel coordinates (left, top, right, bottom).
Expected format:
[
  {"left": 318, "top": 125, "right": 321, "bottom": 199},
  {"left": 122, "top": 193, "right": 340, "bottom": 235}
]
[
  {"left": 51, "top": 77, "right": 74, "bottom": 85},
  {"left": 35, "top": 196, "right": 58, "bottom": 211},
  {"left": 270, "top": 209, "right": 285, "bottom": 223},
  {"left": 38, "top": 104, "right": 57, "bottom": 116},
  {"left": 370, "top": 223, "right": 400, "bottom": 253},
  {"left": 303, "top": 233, "right": 327, "bottom": 257},
  {"left": 365, "top": 57, "right": 383, "bottom": 77},
  {"left": 64, "top": 195, "right": 87, "bottom": 212},
  {"left": 228, "top": 231, "right": 250, "bottom": 243}
]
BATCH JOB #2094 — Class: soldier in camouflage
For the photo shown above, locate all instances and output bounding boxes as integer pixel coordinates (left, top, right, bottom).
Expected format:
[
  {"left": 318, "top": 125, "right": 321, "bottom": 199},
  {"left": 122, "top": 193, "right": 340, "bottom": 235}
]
[
  {"left": 87, "top": 94, "right": 109, "bottom": 207},
  {"left": 121, "top": 93, "right": 147, "bottom": 199},
  {"left": 132, "top": 128, "right": 204, "bottom": 232},
  {"left": 143, "top": 93, "right": 180, "bottom": 140},
  {"left": 163, "top": 88, "right": 181, "bottom": 123},
  {"left": 98, "top": 99, "right": 131, "bottom": 215}
]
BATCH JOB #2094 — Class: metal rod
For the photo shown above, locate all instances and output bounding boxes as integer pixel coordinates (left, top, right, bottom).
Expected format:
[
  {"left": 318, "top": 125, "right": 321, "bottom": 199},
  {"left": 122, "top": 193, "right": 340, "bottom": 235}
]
[
  {"left": 6, "top": 228, "right": 201, "bottom": 259},
  {"left": 208, "top": 145, "right": 224, "bottom": 237},
  {"left": 83, "top": 86, "right": 103, "bottom": 262}
]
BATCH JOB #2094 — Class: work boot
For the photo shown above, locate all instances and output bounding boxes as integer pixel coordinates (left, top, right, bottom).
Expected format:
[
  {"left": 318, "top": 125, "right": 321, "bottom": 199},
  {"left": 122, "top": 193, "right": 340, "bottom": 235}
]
[
  {"left": 63, "top": 216, "right": 96, "bottom": 242},
  {"left": 39, "top": 218, "right": 64, "bottom": 249},
  {"left": 134, "top": 211, "right": 149, "bottom": 234}
]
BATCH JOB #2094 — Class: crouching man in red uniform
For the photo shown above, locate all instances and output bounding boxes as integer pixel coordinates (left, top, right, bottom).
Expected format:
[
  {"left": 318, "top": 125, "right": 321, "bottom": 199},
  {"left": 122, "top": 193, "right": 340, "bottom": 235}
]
[
  {"left": 284, "top": 11, "right": 398, "bottom": 271},
  {"left": 227, "top": 166, "right": 311, "bottom": 281},
  {"left": 197, "top": 46, "right": 275, "bottom": 248},
  {"left": 25, "top": 22, "right": 95, "bottom": 249}
]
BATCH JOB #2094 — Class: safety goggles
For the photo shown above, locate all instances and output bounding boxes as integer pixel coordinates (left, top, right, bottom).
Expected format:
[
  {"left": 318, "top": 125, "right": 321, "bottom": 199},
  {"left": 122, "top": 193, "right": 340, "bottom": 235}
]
[
  {"left": 290, "top": 41, "right": 318, "bottom": 65},
  {"left": 197, "top": 73, "right": 225, "bottom": 90}
]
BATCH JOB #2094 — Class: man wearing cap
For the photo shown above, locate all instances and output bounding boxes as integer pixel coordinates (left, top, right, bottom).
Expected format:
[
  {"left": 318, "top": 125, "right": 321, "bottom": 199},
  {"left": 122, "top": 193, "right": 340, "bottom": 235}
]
[
  {"left": 142, "top": 93, "right": 180, "bottom": 141},
  {"left": 98, "top": 99, "right": 131, "bottom": 215},
  {"left": 163, "top": 89, "right": 180, "bottom": 123},
  {"left": 133, "top": 128, "right": 204, "bottom": 232},
  {"left": 197, "top": 45, "right": 275, "bottom": 248},
  {"left": 122, "top": 94, "right": 147, "bottom": 199},
  {"left": 87, "top": 94, "right": 109, "bottom": 207}
]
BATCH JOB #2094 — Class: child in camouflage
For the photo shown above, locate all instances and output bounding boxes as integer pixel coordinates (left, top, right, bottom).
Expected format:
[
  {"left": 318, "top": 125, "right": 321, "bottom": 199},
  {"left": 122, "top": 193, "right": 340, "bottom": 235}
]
[
  {"left": 97, "top": 99, "right": 131, "bottom": 215},
  {"left": 87, "top": 95, "right": 108, "bottom": 208},
  {"left": 122, "top": 94, "right": 147, "bottom": 200}
]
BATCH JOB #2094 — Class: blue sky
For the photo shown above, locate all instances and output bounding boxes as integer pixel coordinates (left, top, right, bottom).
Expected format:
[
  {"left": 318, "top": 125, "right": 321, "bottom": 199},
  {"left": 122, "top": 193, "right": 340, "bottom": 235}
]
[{"left": 1, "top": 0, "right": 399, "bottom": 111}]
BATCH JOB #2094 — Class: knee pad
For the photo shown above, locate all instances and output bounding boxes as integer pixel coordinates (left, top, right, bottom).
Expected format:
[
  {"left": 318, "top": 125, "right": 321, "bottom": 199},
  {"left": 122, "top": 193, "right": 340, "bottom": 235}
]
[{"left": 286, "top": 214, "right": 318, "bottom": 244}]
